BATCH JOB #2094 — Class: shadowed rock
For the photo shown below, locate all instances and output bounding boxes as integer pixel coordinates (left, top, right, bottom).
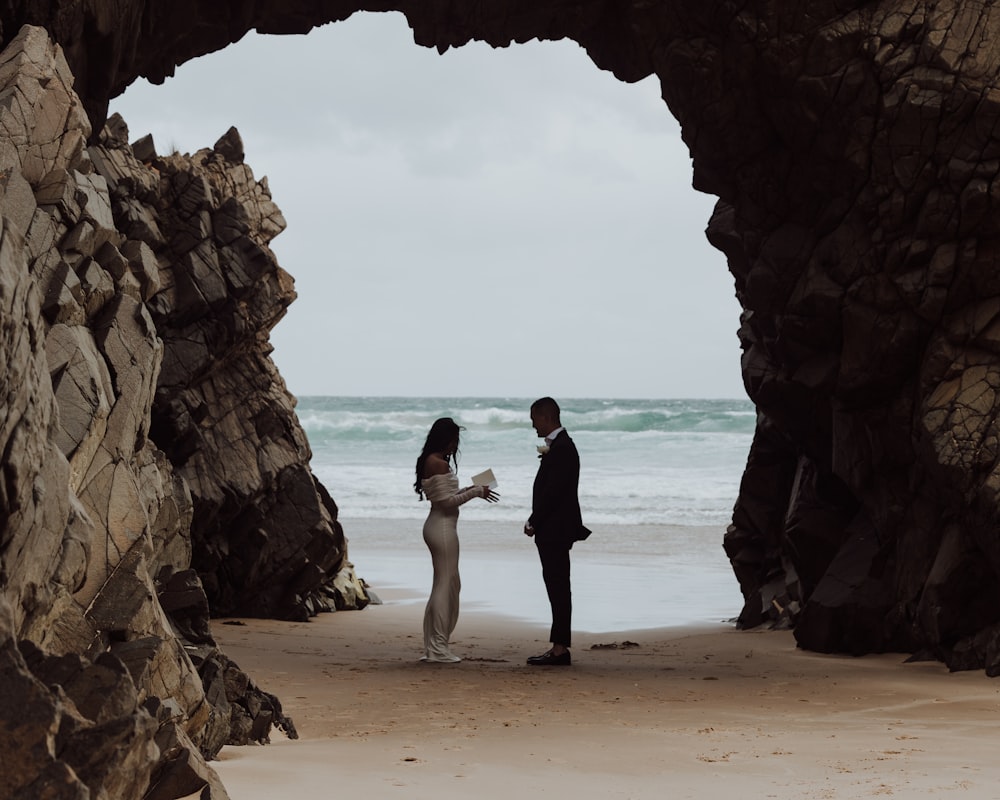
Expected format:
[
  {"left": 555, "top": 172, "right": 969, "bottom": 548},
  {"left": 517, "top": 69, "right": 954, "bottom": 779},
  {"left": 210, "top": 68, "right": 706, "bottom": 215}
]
[
  {"left": 0, "top": 23, "right": 352, "bottom": 798},
  {"left": 6, "top": 0, "right": 1000, "bottom": 796}
]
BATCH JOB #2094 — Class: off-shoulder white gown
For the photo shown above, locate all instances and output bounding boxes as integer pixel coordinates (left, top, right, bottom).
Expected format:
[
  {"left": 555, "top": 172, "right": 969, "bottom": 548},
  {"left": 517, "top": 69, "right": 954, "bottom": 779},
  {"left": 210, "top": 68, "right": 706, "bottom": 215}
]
[{"left": 420, "top": 472, "right": 483, "bottom": 662}]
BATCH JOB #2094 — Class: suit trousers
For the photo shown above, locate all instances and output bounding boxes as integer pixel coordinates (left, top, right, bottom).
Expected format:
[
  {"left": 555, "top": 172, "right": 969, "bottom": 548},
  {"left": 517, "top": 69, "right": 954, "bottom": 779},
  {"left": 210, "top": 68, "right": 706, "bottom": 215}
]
[{"left": 536, "top": 538, "right": 572, "bottom": 647}]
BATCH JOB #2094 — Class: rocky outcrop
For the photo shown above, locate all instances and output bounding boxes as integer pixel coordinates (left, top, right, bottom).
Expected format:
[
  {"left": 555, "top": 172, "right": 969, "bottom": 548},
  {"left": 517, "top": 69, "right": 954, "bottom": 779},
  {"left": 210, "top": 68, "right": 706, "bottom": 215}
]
[
  {"left": 98, "top": 115, "right": 349, "bottom": 621},
  {"left": 0, "top": 594, "right": 155, "bottom": 800},
  {"left": 699, "top": 3, "right": 1000, "bottom": 674},
  {"left": 6, "top": 0, "right": 1000, "bottom": 792},
  {"left": 0, "top": 24, "right": 359, "bottom": 798}
]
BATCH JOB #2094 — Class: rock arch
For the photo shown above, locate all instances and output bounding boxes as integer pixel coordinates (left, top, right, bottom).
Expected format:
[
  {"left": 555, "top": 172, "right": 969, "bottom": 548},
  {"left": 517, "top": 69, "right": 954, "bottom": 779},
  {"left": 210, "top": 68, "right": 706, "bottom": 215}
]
[
  {"left": 5, "top": 1, "right": 1000, "bottom": 796},
  {"left": 5, "top": 5, "right": 1000, "bottom": 794}
]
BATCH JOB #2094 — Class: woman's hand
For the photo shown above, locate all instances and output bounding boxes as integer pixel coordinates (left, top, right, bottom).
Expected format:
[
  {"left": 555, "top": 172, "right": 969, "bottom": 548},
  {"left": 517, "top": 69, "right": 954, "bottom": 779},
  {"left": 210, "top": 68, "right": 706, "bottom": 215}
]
[{"left": 481, "top": 486, "right": 500, "bottom": 503}]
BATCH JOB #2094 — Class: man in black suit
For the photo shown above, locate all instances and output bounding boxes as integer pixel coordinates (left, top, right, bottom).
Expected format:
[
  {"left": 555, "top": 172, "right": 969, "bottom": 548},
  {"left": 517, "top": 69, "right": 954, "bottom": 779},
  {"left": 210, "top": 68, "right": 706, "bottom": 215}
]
[{"left": 524, "top": 397, "right": 589, "bottom": 666}]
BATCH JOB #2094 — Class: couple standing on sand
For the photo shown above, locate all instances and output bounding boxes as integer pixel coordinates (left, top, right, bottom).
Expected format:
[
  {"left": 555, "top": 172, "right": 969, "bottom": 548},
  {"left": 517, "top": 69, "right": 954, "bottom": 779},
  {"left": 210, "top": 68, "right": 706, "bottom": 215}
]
[{"left": 413, "top": 397, "right": 590, "bottom": 666}]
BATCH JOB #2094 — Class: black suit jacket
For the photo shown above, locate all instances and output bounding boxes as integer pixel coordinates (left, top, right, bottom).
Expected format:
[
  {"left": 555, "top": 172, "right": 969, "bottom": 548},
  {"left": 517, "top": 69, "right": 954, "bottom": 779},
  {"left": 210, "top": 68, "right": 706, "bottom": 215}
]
[{"left": 529, "top": 429, "right": 589, "bottom": 548}]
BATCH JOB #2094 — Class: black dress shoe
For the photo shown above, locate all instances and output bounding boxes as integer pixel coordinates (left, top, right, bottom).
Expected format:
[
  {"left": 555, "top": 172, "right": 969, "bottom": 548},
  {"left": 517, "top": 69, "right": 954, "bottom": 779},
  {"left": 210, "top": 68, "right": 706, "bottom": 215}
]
[{"left": 527, "top": 650, "right": 571, "bottom": 666}]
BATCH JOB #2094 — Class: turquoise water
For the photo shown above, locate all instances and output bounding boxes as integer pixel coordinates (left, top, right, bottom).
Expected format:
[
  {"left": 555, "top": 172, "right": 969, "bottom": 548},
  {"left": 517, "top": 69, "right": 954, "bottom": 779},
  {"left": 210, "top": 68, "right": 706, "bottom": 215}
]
[{"left": 298, "top": 396, "right": 755, "bottom": 527}]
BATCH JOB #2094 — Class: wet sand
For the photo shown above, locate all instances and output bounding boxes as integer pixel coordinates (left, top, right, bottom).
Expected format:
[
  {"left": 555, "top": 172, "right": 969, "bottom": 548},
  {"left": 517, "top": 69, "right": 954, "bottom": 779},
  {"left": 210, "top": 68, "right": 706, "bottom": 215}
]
[{"left": 211, "top": 589, "right": 1000, "bottom": 799}]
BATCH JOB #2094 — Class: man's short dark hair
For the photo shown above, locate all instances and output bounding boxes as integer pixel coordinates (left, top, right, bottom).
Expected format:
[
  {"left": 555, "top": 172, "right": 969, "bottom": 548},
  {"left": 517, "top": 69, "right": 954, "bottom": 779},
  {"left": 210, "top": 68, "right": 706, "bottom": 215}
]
[{"left": 531, "top": 397, "right": 561, "bottom": 418}]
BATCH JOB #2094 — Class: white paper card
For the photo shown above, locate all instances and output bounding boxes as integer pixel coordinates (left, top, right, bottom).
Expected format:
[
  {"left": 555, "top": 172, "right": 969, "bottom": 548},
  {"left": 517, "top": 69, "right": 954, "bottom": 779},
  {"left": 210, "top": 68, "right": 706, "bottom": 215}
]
[{"left": 470, "top": 468, "right": 498, "bottom": 489}]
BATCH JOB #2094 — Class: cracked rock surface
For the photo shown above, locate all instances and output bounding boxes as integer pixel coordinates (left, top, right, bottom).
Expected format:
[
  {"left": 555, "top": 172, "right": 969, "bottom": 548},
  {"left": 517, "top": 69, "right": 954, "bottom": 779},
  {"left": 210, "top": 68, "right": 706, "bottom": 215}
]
[{"left": 7, "top": 0, "right": 1000, "bottom": 795}]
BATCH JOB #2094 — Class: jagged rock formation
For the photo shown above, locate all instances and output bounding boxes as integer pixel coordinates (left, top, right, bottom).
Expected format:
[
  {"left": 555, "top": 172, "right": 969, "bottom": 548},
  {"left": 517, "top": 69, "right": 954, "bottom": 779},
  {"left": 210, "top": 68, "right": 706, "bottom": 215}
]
[
  {"left": 103, "top": 116, "right": 348, "bottom": 622},
  {"left": 0, "top": 24, "right": 367, "bottom": 798},
  {"left": 6, "top": 0, "right": 1000, "bottom": 794}
]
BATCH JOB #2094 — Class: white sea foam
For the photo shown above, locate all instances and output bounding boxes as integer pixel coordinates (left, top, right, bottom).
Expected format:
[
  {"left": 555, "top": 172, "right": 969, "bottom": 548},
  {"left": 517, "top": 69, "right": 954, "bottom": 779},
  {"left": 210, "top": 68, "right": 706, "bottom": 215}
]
[{"left": 300, "top": 396, "right": 755, "bottom": 528}]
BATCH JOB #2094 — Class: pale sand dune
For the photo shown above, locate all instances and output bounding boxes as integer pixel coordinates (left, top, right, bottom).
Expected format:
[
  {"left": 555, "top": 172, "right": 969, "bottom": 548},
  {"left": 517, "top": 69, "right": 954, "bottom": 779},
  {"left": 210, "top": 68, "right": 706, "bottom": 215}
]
[{"left": 212, "top": 591, "right": 1000, "bottom": 799}]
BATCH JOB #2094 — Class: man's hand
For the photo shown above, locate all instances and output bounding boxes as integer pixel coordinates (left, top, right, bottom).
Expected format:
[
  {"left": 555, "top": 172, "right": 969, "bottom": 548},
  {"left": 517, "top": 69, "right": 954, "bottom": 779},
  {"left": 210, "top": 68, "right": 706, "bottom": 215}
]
[{"left": 523, "top": 522, "right": 534, "bottom": 537}]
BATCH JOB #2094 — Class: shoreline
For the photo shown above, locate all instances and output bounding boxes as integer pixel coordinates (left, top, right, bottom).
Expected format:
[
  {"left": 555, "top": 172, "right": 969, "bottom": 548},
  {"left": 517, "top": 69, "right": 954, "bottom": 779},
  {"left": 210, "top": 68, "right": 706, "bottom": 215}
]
[
  {"left": 212, "top": 593, "right": 1000, "bottom": 800},
  {"left": 341, "top": 517, "right": 744, "bottom": 632}
]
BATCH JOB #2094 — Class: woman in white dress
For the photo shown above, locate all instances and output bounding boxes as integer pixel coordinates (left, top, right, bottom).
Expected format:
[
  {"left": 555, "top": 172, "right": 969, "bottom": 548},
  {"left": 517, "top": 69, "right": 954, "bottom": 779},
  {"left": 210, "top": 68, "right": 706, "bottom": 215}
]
[{"left": 414, "top": 418, "right": 499, "bottom": 662}]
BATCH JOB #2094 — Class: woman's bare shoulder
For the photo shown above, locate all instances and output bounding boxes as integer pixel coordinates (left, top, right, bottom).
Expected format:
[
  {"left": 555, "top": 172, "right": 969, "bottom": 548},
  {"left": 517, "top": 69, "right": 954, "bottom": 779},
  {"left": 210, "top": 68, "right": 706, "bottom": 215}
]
[{"left": 423, "top": 453, "right": 450, "bottom": 478}]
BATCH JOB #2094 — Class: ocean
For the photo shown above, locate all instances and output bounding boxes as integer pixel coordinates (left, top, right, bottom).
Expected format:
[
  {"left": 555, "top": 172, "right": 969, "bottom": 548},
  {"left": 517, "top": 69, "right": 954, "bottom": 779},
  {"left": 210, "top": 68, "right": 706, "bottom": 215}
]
[{"left": 298, "top": 397, "right": 756, "bottom": 633}]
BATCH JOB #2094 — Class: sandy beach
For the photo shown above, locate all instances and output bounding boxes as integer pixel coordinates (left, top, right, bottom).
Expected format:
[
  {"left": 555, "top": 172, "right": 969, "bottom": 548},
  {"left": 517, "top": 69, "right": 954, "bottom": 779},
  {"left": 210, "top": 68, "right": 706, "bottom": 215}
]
[{"left": 212, "top": 588, "right": 1000, "bottom": 800}]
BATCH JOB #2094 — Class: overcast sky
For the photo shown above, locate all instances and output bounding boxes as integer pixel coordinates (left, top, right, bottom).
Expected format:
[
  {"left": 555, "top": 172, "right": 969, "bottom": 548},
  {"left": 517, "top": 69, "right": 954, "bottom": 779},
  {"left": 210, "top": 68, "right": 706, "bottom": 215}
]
[{"left": 109, "top": 11, "right": 744, "bottom": 400}]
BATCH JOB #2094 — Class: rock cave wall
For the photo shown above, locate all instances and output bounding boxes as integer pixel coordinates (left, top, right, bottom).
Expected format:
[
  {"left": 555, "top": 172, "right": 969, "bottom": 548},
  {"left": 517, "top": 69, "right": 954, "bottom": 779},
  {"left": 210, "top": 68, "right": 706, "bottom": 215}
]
[
  {"left": 0, "top": 23, "right": 364, "bottom": 799},
  {"left": 5, "top": 0, "right": 1000, "bottom": 796}
]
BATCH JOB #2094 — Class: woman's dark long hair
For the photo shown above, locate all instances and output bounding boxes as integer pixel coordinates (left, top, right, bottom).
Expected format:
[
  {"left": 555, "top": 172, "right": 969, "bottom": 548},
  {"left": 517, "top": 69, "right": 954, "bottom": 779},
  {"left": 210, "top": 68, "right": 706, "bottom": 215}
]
[{"left": 414, "top": 417, "right": 463, "bottom": 499}]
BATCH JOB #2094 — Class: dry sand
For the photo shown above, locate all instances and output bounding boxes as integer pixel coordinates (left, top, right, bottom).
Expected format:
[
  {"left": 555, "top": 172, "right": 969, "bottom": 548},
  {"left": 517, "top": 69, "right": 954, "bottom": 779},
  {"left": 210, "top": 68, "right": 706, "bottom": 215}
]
[{"left": 212, "top": 590, "right": 1000, "bottom": 799}]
